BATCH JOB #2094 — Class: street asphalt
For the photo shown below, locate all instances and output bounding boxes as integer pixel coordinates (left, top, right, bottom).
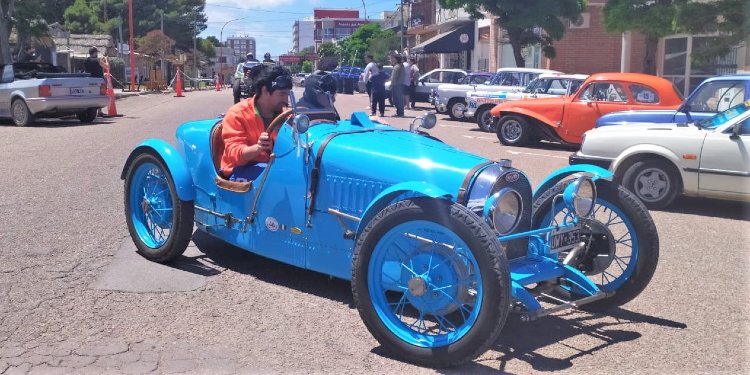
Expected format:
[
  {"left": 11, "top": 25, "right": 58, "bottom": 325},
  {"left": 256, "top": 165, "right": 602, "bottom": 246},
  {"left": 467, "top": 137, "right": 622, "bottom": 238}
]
[{"left": 0, "top": 88, "right": 747, "bottom": 374}]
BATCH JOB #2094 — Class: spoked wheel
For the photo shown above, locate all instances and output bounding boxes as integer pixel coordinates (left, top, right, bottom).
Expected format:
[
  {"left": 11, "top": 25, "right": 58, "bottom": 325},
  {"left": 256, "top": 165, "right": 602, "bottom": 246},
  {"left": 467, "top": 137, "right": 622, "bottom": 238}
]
[
  {"left": 124, "top": 152, "right": 194, "bottom": 263},
  {"left": 532, "top": 180, "right": 659, "bottom": 310},
  {"left": 353, "top": 198, "right": 510, "bottom": 367}
]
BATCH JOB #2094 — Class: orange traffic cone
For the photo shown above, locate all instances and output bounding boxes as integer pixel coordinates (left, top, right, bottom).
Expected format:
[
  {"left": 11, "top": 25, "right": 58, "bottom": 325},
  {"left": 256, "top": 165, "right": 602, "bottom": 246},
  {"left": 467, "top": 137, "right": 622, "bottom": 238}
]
[
  {"left": 103, "top": 60, "right": 121, "bottom": 117},
  {"left": 174, "top": 66, "right": 185, "bottom": 97},
  {"left": 215, "top": 76, "right": 221, "bottom": 91}
]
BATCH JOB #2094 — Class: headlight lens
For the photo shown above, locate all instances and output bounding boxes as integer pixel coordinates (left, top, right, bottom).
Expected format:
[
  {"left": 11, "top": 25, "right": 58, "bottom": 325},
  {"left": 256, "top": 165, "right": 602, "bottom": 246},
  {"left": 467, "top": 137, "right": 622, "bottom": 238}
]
[
  {"left": 484, "top": 188, "right": 522, "bottom": 235},
  {"left": 564, "top": 176, "right": 597, "bottom": 217},
  {"left": 293, "top": 114, "right": 310, "bottom": 134}
]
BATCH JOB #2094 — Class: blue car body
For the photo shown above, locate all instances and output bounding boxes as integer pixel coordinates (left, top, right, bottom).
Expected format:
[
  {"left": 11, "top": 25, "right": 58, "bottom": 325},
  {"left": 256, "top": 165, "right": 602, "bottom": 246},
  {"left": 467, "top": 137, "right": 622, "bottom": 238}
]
[
  {"left": 122, "top": 103, "right": 658, "bottom": 367},
  {"left": 596, "top": 74, "right": 750, "bottom": 127}
]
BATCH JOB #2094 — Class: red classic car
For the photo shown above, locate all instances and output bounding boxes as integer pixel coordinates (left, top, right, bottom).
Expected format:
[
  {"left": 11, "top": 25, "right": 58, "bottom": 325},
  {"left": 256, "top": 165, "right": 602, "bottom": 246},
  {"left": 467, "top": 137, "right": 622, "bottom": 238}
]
[{"left": 489, "top": 73, "right": 684, "bottom": 146}]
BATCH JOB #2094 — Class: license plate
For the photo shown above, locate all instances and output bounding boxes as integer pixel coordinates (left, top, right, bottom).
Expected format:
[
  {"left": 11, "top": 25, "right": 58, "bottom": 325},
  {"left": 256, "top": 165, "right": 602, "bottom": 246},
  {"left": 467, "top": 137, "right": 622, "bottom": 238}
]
[
  {"left": 70, "top": 87, "right": 88, "bottom": 95},
  {"left": 548, "top": 225, "right": 581, "bottom": 253}
]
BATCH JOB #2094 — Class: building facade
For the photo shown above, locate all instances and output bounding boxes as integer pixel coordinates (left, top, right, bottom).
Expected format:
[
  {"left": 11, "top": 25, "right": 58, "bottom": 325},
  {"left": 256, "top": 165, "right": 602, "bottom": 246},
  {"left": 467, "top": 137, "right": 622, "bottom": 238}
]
[
  {"left": 313, "top": 9, "right": 370, "bottom": 49},
  {"left": 292, "top": 20, "right": 315, "bottom": 53},
  {"left": 225, "top": 35, "right": 256, "bottom": 60}
]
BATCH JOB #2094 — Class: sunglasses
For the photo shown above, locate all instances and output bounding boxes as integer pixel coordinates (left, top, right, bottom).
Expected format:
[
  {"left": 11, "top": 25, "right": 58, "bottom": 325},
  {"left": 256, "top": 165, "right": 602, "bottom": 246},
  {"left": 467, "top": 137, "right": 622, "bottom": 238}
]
[{"left": 271, "top": 75, "right": 293, "bottom": 90}]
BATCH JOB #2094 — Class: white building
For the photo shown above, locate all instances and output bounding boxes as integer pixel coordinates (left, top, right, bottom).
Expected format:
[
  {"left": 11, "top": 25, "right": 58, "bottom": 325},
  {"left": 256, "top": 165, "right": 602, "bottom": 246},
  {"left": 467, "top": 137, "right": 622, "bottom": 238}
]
[{"left": 292, "top": 20, "right": 315, "bottom": 53}]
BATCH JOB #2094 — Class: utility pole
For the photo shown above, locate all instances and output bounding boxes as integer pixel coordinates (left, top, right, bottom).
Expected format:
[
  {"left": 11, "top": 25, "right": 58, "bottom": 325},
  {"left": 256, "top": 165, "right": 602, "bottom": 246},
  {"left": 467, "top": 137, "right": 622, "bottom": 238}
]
[
  {"left": 193, "top": 11, "right": 197, "bottom": 88},
  {"left": 160, "top": 11, "right": 165, "bottom": 82},
  {"left": 400, "top": 0, "right": 405, "bottom": 51},
  {"left": 128, "top": 0, "right": 135, "bottom": 91}
]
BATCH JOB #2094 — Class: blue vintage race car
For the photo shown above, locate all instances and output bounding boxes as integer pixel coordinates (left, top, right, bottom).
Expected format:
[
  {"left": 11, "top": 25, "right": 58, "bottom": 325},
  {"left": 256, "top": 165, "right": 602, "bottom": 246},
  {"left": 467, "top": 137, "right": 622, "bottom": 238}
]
[{"left": 121, "top": 94, "right": 659, "bottom": 367}]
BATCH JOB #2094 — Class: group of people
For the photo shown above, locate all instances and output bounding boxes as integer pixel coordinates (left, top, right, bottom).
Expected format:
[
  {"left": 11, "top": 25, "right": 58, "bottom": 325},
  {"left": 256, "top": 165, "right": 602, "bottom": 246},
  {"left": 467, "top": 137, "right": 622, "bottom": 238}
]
[{"left": 362, "top": 52, "right": 420, "bottom": 118}]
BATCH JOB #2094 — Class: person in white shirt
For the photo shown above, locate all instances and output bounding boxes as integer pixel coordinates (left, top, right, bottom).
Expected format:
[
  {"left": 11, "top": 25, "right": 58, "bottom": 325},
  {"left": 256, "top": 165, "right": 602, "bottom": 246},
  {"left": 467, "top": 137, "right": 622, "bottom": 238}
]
[
  {"left": 362, "top": 54, "right": 379, "bottom": 103},
  {"left": 403, "top": 58, "right": 412, "bottom": 109},
  {"left": 408, "top": 57, "right": 420, "bottom": 109}
]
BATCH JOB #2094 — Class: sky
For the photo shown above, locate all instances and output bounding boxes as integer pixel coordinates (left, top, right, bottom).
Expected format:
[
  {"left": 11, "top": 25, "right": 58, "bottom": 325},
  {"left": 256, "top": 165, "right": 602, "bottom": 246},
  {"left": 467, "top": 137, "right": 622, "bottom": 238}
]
[{"left": 200, "top": 0, "right": 399, "bottom": 59}]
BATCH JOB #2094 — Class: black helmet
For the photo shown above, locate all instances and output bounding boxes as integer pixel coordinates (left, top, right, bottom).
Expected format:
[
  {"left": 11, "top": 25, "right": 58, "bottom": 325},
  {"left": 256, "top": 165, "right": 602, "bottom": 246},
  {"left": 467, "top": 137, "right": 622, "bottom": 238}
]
[{"left": 264, "top": 52, "right": 271, "bottom": 59}]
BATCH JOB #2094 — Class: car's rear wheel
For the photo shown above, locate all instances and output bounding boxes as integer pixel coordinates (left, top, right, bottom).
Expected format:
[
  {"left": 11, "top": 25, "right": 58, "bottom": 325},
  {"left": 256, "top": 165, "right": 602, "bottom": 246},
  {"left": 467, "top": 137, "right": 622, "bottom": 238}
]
[
  {"left": 11, "top": 99, "right": 34, "bottom": 127},
  {"left": 77, "top": 108, "right": 98, "bottom": 123},
  {"left": 353, "top": 198, "right": 510, "bottom": 367},
  {"left": 497, "top": 115, "right": 532, "bottom": 146},
  {"left": 447, "top": 99, "right": 466, "bottom": 121},
  {"left": 475, "top": 106, "right": 495, "bottom": 132},
  {"left": 621, "top": 159, "right": 680, "bottom": 209},
  {"left": 124, "top": 152, "right": 194, "bottom": 263}
]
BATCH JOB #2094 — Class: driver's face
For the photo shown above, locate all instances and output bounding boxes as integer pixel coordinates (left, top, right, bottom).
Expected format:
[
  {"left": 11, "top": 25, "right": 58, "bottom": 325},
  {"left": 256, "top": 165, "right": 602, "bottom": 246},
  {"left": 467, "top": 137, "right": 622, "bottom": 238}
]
[{"left": 269, "top": 89, "right": 290, "bottom": 112}]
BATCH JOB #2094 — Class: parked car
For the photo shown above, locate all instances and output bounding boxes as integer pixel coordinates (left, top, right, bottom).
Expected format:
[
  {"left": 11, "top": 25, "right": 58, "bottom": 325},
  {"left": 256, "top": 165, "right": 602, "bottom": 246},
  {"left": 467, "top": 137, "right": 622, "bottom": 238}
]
[
  {"left": 422, "top": 71, "right": 492, "bottom": 120},
  {"left": 571, "top": 99, "right": 750, "bottom": 209},
  {"left": 292, "top": 73, "right": 310, "bottom": 87},
  {"left": 465, "top": 74, "right": 588, "bottom": 131},
  {"left": 432, "top": 68, "right": 561, "bottom": 120},
  {"left": 490, "top": 73, "right": 685, "bottom": 147},
  {"left": 386, "top": 68, "right": 467, "bottom": 106},
  {"left": 357, "top": 65, "right": 393, "bottom": 93},
  {"left": 0, "top": 62, "right": 108, "bottom": 126},
  {"left": 121, "top": 96, "right": 659, "bottom": 367},
  {"left": 596, "top": 74, "right": 750, "bottom": 127}
]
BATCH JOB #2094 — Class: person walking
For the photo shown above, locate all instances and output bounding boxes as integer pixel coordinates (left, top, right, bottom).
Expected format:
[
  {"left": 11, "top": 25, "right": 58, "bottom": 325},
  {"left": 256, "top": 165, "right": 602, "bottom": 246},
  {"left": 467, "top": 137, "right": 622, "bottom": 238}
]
[
  {"left": 389, "top": 53, "right": 405, "bottom": 117},
  {"left": 369, "top": 65, "right": 386, "bottom": 117},
  {"left": 402, "top": 57, "right": 412, "bottom": 109}
]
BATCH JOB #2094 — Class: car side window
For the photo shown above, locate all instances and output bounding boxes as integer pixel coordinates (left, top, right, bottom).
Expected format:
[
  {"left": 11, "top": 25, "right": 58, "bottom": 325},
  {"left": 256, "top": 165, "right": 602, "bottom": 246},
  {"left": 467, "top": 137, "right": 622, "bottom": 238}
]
[
  {"left": 630, "top": 84, "right": 660, "bottom": 104},
  {"left": 523, "top": 73, "right": 540, "bottom": 86},
  {"left": 471, "top": 75, "right": 488, "bottom": 84},
  {"left": 499, "top": 72, "right": 522, "bottom": 86},
  {"left": 688, "top": 81, "right": 745, "bottom": 112},
  {"left": 428, "top": 71, "right": 441, "bottom": 83},
  {"left": 1, "top": 65, "right": 13, "bottom": 83},
  {"left": 578, "top": 83, "right": 628, "bottom": 103}
]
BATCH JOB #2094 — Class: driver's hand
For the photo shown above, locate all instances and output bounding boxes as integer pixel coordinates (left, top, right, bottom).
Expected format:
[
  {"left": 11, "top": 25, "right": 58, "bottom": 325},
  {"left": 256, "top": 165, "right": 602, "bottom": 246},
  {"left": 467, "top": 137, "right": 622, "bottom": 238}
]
[{"left": 258, "top": 132, "right": 272, "bottom": 151}]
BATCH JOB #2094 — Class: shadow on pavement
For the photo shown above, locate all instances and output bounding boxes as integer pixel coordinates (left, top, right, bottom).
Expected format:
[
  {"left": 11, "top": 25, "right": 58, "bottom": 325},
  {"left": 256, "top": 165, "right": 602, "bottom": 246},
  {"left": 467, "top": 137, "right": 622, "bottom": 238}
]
[
  {"left": 185, "top": 230, "right": 354, "bottom": 306},
  {"left": 0, "top": 117, "right": 117, "bottom": 128},
  {"left": 659, "top": 196, "right": 750, "bottom": 221}
]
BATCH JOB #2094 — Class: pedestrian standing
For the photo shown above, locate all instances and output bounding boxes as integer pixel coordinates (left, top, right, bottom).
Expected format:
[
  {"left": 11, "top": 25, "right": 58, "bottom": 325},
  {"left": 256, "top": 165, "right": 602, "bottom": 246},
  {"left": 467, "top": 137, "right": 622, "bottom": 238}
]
[
  {"left": 369, "top": 65, "right": 386, "bottom": 117},
  {"left": 389, "top": 53, "right": 405, "bottom": 117},
  {"left": 362, "top": 54, "right": 379, "bottom": 108},
  {"left": 83, "top": 47, "right": 107, "bottom": 116},
  {"left": 409, "top": 57, "right": 420, "bottom": 109},
  {"left": 402, "top": 57, "right": 412, "bottom": 109}
]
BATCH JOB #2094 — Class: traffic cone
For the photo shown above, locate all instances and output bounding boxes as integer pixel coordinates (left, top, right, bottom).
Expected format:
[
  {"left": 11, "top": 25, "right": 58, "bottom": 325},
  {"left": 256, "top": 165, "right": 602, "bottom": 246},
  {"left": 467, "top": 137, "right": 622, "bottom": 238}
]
[
  {"left": 174, "top": 66, "right": 185, "bottom": 97},
  {"left": 103, "top": 63, "right": 121, "bottom": 117},
  {"left": 215, "top": 76, "right": 221, "bottom": 91}
]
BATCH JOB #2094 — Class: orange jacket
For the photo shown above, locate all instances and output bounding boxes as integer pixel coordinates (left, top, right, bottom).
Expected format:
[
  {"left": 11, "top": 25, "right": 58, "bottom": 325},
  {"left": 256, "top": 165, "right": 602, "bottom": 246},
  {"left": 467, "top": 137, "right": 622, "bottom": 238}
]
[{"left": 220, "top": 98, "right": 279, "bottom": 176}]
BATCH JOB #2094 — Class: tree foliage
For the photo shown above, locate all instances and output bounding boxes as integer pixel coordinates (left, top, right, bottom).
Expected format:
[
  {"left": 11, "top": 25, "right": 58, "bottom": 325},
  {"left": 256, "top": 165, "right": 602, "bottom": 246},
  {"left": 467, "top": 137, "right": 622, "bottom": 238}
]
[
  {"left": 64, "top": 0, "right": 102, "bottom": 34},
  {"left": 439, "top": 0, "right": 586, "bottom": 67},
  {"left": 676, "top": 0, "right": 748, "bottom": 64},
  {"left": 136, "top": 30, "right": 175, "bottom": 60}
]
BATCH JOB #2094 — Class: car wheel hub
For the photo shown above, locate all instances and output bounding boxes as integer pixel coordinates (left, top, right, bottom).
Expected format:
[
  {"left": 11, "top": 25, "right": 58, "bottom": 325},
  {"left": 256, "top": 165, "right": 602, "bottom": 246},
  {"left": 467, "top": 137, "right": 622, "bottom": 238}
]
[
  {"left": 400, "top": 245, "right": 472, "bottom": 315},
  {"left": 502, "top": 121, "right": 521, "bottom": 140},
  {"left": 574, "top": 219, "right": 616, "bottom": 275},
  {"left": 451, "top": 102, "right": 466, "bottom": 118},
  {"left": 635, "top": 168, "right": 669, "bottom": 201}
]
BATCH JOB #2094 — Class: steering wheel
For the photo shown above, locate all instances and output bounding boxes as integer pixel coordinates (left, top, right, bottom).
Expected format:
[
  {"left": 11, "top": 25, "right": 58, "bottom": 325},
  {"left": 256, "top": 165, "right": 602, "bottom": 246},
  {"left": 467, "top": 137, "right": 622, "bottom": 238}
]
[{"left": 266, "top": 108, "right": 294, "bottom": 134}]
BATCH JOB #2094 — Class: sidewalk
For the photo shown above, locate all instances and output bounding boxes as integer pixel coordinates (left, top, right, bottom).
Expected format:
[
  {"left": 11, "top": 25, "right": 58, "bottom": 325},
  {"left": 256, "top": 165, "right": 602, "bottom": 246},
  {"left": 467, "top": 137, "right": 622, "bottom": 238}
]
[{"left": 113, "top": 86, "right": 222, "bottom": 99}]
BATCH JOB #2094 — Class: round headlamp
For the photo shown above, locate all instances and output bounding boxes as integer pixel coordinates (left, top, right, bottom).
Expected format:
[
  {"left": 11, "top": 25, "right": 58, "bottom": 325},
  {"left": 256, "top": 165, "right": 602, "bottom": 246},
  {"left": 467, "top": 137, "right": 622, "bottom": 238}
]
[
  {"left": 563, "top": 176, "right": 597, "bottom": 218},
  {"left": 293, "top": 114, "right": 310, "bottom": 134},
  {"left": 421, "top": 112, "right": 437, "bottom": 129},
  {"left": 483, "top": 188, "right": 523, "bottom": 235}
]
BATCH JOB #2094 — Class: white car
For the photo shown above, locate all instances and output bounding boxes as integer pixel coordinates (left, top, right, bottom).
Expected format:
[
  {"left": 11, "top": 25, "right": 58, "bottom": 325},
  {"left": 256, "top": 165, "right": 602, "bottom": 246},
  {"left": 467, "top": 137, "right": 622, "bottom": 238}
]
[
  {"left": 386, "top": 68, "right": 467, "bottom": 106},
  {"left": 431, "top": 67, "right": 561, "bottom": 120},
  {"left": 465, "top": 73, "right": 588, "bottom": 131},
  {"left": 570, "top": 100, "right": 750, "bottom": 208}
]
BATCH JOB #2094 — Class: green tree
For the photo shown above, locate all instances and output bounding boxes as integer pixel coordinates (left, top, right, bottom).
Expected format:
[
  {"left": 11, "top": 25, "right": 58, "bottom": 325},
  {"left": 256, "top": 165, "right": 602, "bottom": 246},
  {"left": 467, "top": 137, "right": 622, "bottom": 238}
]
[
  {"left": 197, "top": 37, "right": 215, "bottom": 59},
  {"left": 603, "top": 0, "right": 682, "bottom": 74},
  {"left": 439, "top": 0, "right": 586, "bottom": 67},
  {"left": 367, "top": 29, "right": 400, "bottom": 65},
  {"left": 136, "top": 30, "right": 175, "bottom": 61},
  {"left": 301, "top": 60, "right": 313, "bottom": 73},
  {"left": 204, "top": 35, "right": 220, "bottom": 47},
  {"left": 676, "top": 0, "right": 748, "bottom": 64},
  {"left": 64, "top": 0, "right": 102, "bottom": 34},
  {"left": 339, "top": 22, "right": 382, "bottom": 66}
]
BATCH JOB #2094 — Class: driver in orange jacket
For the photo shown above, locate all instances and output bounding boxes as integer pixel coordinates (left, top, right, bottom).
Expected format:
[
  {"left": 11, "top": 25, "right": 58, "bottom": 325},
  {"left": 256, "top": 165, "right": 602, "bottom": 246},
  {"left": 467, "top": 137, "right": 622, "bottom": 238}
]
[{"left": 220, "top": 65, "right": 293, "bottom": 182}]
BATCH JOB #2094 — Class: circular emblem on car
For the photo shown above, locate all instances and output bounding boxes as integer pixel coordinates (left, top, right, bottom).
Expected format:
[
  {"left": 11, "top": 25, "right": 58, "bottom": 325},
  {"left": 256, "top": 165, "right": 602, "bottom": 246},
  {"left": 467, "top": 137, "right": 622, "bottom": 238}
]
[
  {"left": 265, "top": 217, "right": 279, "bottom": 232},
  {"left": 505, "top": 172, "right": 520, "bottom": 183},
  {"left": 459, "top": 33, "right": 469, "bottom": 44}
]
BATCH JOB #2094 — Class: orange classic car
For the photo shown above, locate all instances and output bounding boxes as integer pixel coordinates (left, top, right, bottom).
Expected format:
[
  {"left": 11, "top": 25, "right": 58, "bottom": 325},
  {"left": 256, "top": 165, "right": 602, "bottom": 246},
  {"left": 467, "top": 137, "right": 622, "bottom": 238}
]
[{"left": 489, "top": 73, "right": 684, "bottom": 146}]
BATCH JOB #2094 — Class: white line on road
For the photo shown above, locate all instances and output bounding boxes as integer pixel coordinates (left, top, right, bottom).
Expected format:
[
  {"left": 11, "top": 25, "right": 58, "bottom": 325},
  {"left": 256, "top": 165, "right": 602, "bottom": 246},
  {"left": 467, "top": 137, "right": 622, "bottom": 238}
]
[
  {"left": 505, "top": 149, "right": 568, "bottom": 159},
  {"left": 462, "top": 135, "right": 496, "bottom": 140}
]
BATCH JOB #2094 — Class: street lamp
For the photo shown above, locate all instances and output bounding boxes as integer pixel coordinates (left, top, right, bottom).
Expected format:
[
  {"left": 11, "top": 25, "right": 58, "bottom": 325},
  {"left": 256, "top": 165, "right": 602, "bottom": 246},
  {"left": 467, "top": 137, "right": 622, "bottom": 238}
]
[{"left": 220, "top": 18, "right": 248, "bottom": 85}]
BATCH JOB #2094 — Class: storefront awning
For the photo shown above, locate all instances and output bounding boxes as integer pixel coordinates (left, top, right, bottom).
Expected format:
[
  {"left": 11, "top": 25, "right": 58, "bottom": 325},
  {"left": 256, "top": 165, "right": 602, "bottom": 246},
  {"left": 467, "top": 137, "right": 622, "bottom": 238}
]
[{"left": 411, "top": 24, "right": 474, "bottom": 54}]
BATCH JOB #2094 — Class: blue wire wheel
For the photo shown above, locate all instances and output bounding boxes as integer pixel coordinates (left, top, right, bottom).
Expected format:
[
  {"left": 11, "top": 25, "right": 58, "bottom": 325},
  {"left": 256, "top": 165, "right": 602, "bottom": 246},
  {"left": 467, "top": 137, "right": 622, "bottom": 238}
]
[
  {"left": 353, "top": 198, "right": 509, "bottom": 367},
  {"left": 368, "top": 220, "right": 482, "bottom": 348},
  {"left": 532, "top": 180, "right": 659, "bottom": 309},
  {"left": 124, "top": 152, "right": 194, "bottom": 263}
]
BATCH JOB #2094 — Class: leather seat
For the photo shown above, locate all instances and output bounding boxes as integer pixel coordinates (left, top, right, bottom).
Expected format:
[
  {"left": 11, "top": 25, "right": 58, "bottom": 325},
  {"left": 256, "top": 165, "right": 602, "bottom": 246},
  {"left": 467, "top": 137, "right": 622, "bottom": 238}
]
[{"left": 210, "top": 121, "right": 252, "bottom": 192}]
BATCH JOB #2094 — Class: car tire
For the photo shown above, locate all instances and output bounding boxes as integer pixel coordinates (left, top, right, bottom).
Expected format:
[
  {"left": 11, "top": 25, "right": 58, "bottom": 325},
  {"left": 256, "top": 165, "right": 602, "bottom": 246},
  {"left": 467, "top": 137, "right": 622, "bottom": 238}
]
[
  {"left": 532, "top": 179, "right": 659, "bottom": 311},
  {"left": 77, "top": 108, "right": 98, "bottom": 123},
  {"left": 447, "top": 99, "right": 466, "bottom": 121},
  {"left": 621, "top": 159, "right": 680, "bottom": 210},
  {"left": 11, "top": 99, "right": 35, "bottom": 127},
  {"left": 124, "top": 152, "right": 194, "bottom": 263},
  {"left": 475, "top": 106, "right": 495, "bottom": 132},
  {"left": 352, "top": 197, "right": 510, "bottom": 368},
  {"left": 232, "top": 80, "right": 242, "bottom": 104},
  {"left": 497, "top": 115, "right": 531, "bottom": 146}
]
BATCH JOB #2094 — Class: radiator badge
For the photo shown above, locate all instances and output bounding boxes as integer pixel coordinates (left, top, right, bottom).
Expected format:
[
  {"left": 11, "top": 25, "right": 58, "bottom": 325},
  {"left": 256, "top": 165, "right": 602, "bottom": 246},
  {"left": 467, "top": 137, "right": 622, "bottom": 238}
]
[
  {"left": 505, "top": 172, "right": 520, "bottom": 183},
  {"left": 265, "top": 217, "right": 279, "bottom": 232}
]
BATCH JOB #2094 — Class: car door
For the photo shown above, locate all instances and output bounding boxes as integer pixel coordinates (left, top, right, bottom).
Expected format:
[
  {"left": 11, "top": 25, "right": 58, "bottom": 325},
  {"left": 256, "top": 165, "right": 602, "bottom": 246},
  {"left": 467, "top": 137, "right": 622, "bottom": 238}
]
[
  {"left": 416, "top": 71, "right": 450, "bottom": 102},
  {"left": 698, "top": 120, "right": 750, "bottom": 198},
  {"left": 561, "top": 81, "right": 632, "bottom": 142}
]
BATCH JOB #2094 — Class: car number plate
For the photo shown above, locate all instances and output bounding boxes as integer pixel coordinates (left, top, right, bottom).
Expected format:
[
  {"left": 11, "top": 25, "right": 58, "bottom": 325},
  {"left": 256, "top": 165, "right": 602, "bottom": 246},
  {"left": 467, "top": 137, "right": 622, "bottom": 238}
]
[
  {"left": 548, "top": 225, "right": 581, "bottom": 253},
  {"left": 70, "top": 87, "right": 88, "bottom": 95}
]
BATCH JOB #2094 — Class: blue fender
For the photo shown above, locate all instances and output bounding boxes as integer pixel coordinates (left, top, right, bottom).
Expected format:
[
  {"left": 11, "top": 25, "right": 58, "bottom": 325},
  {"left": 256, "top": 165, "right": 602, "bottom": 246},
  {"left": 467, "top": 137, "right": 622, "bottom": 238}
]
[
  {"left": 533, "top": 165, "right": 614, "bottom": 202},
  {"left": 120, "top": 139, "right": 196, "bottom": 201},
  {"left": 356, "top": 181, "right": 453, "bottom": 236}
]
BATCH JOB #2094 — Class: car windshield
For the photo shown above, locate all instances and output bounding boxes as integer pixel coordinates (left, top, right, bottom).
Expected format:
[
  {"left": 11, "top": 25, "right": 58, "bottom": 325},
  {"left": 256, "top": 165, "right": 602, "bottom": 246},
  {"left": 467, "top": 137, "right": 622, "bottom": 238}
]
[{"left": 697, "top": 99, "right": 750, "bottom": 129}]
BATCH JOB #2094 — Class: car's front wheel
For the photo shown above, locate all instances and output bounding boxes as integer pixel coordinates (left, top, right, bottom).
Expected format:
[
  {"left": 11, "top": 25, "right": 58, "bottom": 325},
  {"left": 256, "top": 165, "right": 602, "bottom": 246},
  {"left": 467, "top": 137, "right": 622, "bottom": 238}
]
[
  {"left": 475, "top": 106, "right": 495, "bottom": 132},
  {"left": 352, "top": 198, "right": 510, "bottom": 367},
  {"left": 621, "top": 159, "right": 680, "bottom": 209},
  {"left": 77, "top": 108, "right": 98, "bottom": 123},
  {"left": 447, "top": 99, "right": 466, "bottom": 121},
  {"left": 497, "top": 115, "right": 532, "bottom": 146},
  {"left": 124, "top": 152, "right": 194, "bottom": 263},
  {"left": 11, "top": 99, "right": 34, "bottom": 127}
]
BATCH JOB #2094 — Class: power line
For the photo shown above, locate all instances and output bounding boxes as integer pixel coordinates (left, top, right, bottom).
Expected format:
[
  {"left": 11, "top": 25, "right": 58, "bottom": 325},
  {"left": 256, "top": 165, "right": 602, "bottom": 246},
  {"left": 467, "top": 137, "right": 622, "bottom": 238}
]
[{"left": 205, "top": 3, "right": 308, "bottom": 15}]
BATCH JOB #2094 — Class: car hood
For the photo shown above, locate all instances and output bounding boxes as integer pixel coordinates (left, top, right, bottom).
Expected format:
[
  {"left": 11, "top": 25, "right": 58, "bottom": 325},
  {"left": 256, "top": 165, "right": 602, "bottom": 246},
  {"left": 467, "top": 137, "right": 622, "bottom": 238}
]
[
  {"left": 581, "top": 122, "right": 706, "bottom": 158},
  {"left": 596, "top": 109, "right": 680, "bottom": 127},
  {"left": 491, "top": 96, "right": 566, "bottom": 117}
]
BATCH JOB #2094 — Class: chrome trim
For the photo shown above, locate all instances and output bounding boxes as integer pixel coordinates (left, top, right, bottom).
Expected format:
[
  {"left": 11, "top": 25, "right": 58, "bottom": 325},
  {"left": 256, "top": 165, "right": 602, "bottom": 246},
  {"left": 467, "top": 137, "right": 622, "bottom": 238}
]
[
  {"left": 683, "top": 167, "right": 750, "bottom": 177},
  {"left": 327, "top": 208, "right": 361, "bottom": 222}
]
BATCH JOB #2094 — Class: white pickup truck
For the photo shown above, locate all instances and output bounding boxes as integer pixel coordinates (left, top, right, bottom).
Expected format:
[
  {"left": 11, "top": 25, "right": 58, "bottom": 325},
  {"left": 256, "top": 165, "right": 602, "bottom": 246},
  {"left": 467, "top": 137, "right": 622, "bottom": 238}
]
[
  {"left": 431, "top": 67, "right": 561, "bottom": 120},
  {"left": 465, "top": 74, "right": 588, "bottom": 131}
]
